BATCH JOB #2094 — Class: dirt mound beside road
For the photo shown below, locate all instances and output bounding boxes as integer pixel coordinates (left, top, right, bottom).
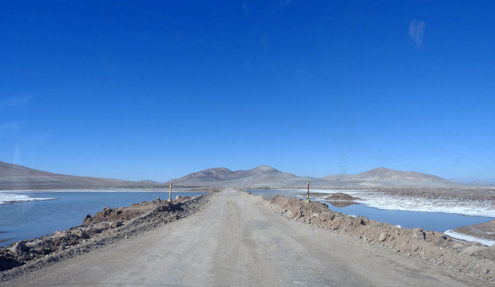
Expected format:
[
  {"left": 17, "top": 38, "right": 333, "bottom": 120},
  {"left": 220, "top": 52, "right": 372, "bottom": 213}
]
[
  {"left": 82, "top": 196, "right": 191, "bottom": 225},
  {"left": 248, "top": 193, "right": 495, "bottom": 283}
]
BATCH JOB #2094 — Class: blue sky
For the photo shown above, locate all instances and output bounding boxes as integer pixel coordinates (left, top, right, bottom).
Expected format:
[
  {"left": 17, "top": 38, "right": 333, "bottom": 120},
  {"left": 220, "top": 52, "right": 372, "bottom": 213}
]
[{"left": 1, "top": 1, "right": 494, "bottom": 182}]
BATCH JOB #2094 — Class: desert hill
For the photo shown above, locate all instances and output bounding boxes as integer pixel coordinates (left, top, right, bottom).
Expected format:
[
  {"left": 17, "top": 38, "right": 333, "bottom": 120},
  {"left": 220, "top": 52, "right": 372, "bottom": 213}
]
[
  {"left": 322, "top": 167, "right": 455, "bottom": 187},
  {"left": 0, "top": 161, "right": 54, "bottom": 177},
  {"left": 0, "top": 161, "right": 463, "bottom": 190},
  {"left": 167, "top": 165, "right": 330, "bottom": 188},
  {"left": 0, "top": 161, "right": 164, "bottom": 190},
  {"left": 167, "top": 166, "right": 459, "bottom": 188}
]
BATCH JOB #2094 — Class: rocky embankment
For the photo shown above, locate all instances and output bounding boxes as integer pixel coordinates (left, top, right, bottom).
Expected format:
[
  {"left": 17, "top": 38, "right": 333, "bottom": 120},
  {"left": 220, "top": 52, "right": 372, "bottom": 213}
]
[
  {"left": 0, "top": 192, "right": 213, "bottom": 281},
  {"left": 243, "top": 191, "right": 495, "bottom": 283}
]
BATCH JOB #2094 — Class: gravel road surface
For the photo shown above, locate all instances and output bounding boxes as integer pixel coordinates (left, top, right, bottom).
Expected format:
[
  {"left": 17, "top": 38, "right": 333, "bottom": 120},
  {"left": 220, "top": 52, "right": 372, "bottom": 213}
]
[{"left": 3, "top": 188, "right": 484, "bottom": 286}]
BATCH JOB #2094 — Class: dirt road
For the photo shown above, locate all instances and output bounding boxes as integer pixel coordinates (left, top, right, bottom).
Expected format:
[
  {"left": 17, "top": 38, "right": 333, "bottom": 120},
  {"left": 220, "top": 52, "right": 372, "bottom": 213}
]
[{"left": 3, "top": 189, "right": 484, "bottom": 286}]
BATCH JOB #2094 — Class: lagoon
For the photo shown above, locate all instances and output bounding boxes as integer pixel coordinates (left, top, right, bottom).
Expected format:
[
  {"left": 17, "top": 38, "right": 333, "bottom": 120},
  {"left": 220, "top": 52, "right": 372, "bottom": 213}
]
[
  {"left": 0, "top": 191, "right": 206, "bottom": 247},
  {"left": 249, "top": 190, "right": 494, "bottom": 235}
]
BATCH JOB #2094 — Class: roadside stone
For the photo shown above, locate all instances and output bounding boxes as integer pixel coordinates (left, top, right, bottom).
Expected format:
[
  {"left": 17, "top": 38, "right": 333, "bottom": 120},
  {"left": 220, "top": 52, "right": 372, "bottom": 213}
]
[
  {"left": 58, "top": 243, "right": 66, "bottom": 252},
  {"left": 379, "top": 233, "right": 387, "bottom": 242},
  {"left": 294, "top": 210, "right": 303, "bottom": 219},
  {"left": 53, "top": 231, "right": 66, "bottom": 239},
  {"left": 72, "top": 230, "right": 89, "bottom": 239},
  {"left": 8, "top": 242, "right": 29, "bottom": 253},
  {"left": 83, "top": 214, "right": 92, "bottom": 224},
  {"left": 413, "top": 228, "right": 425, "bottom": 240}
]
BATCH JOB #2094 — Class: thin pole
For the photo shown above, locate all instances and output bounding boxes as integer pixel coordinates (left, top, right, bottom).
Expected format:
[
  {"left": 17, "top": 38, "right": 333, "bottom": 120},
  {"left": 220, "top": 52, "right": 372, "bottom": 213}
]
[
  {"left": 168, "top": 182, "right": 173, "bottom": 202},
  {"left": 306, "top": 181, "right": 310, "bottom": 203}
]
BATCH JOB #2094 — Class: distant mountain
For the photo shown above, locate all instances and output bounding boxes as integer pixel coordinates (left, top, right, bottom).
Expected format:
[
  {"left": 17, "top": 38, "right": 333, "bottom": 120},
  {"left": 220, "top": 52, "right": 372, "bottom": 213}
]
[
  {"left": 448, "top": 177, "right": 495, "bottom": 186},
  {"left": 467, "top": 181, "right": 495, "bottom": 186},
  {"left": 0, "top": 161, "right": 165, "bottom": 190},
  {"left": 0, "top": 161, "right": 465, "bottom": 190},
  {"left": 0, "top": 161, "right": 54, "bottom": 177},
  {"left": 169, "top": 166, "right": 463, "bottom": 188},
  {"left": 167, "top": 165, "right": 329, "bottom": 188},
  {"left": 321, "top": 167, "right": 457, "bottom": 187}
]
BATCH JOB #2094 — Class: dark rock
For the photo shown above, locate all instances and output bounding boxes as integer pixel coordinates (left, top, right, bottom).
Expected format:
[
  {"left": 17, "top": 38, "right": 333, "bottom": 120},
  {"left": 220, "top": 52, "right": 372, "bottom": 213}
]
[
  {"left": 110, "top": 221, "right": 123, "bottom": 228},
  {"left": 72, "top": 229, "right": 89, "bottom": 239},
  {"left": 0, "top": 254, "right": 22, "bottom": 271}
]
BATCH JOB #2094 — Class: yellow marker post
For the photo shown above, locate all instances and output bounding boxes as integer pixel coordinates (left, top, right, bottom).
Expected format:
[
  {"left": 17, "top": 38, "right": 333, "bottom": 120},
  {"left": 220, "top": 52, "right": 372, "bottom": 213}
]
[
  {"left": 306, "top": 181, "right": 310, "bottom": 203},
  {"left": 168, "top": 182, "right": 173, "bottom": 202}
]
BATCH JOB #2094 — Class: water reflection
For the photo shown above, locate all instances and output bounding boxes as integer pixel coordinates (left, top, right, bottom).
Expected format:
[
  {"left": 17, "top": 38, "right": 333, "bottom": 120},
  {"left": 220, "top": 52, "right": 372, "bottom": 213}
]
[{"left": 326, "top": 201, "right": 359, "bottom": 208}]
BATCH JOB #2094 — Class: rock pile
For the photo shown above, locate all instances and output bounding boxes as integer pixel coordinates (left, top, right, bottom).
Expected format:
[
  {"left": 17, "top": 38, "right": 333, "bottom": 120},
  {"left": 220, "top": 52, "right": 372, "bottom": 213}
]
[{"left": 244, "top": 192, "right": 495, "bottom": 283}]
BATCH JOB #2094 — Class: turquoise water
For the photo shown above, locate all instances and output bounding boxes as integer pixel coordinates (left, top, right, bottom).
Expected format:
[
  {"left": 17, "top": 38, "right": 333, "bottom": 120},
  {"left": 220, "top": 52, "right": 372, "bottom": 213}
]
[
  {"left": 249, "top": 190, "right": 493, "bottom": 233},
  {"left": 0, "top": 191, "right": 206, "bottom": 247}
]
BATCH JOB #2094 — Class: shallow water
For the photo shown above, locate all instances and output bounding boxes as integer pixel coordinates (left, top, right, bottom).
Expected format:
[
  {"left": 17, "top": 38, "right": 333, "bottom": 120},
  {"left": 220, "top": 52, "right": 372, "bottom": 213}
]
[
  {"left": 0, "top": 191, "right": 206, "bottom": 247},
  {"left": 249, "top": 190, "right": 494, "bottom": 234}
]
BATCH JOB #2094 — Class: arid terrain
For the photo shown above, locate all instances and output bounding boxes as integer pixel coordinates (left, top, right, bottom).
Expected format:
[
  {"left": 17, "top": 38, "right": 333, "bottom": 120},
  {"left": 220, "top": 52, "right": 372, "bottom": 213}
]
[
  {"left": 2, "top": 162, "right": 495, "bottom": 285},
  {"left": 1, "top": 189, "right": 493, "bottom": 286},
  {"left": 2, "top": 161, "right": 480, "bottom": 190}
]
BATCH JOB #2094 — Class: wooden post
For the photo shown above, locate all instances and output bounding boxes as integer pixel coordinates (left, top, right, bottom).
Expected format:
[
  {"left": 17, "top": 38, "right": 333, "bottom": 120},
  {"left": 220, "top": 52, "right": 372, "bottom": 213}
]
[
  {"left": 168, "top": 182, "right": 173, "bottom": 202},
  {"left": 306, "top": 181, "right": 310, "bottom": 203}
]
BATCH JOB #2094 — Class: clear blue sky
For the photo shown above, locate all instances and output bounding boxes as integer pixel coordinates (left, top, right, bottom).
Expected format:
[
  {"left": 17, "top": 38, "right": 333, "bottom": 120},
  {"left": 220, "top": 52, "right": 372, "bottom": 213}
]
[{"left": 1, "top": 1, "right": 494, "bottom": 182}]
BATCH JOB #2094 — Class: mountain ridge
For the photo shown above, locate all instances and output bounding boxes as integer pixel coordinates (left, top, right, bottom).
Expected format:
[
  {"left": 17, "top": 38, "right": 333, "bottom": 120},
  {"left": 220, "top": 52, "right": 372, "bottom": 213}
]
[
  {"left": 167, "top": 166, "right": 459, "bottom": 188},
  {"left": 322, "top": 167, "right": 449, "bottom": 182},
  {"left": 0, "top": 161, "right": 465, "bottom": 189},
  {"left": 0, "top": 161, "right": 165, "bottom": 190}
]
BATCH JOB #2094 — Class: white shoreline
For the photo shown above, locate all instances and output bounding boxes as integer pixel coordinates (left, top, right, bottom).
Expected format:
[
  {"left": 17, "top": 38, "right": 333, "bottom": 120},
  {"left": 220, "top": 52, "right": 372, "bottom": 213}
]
[
  {"left": 0, "top": 194, "right": 57, "bottom": 205},
  {"left": 283, "top": 189, "right": 495, "bottom": 218},
  {"left": 287, "top": 189, "right": 495, "bottom": 246},
  {"left": 445, "top": 230, "right": 495, "bottom": 246}
]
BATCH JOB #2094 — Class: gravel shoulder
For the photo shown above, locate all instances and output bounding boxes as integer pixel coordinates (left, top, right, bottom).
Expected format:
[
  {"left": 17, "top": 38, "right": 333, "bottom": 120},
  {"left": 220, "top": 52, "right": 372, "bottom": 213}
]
[{"left": 1, "top": 188, "right": 489, "bottom": 286}]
